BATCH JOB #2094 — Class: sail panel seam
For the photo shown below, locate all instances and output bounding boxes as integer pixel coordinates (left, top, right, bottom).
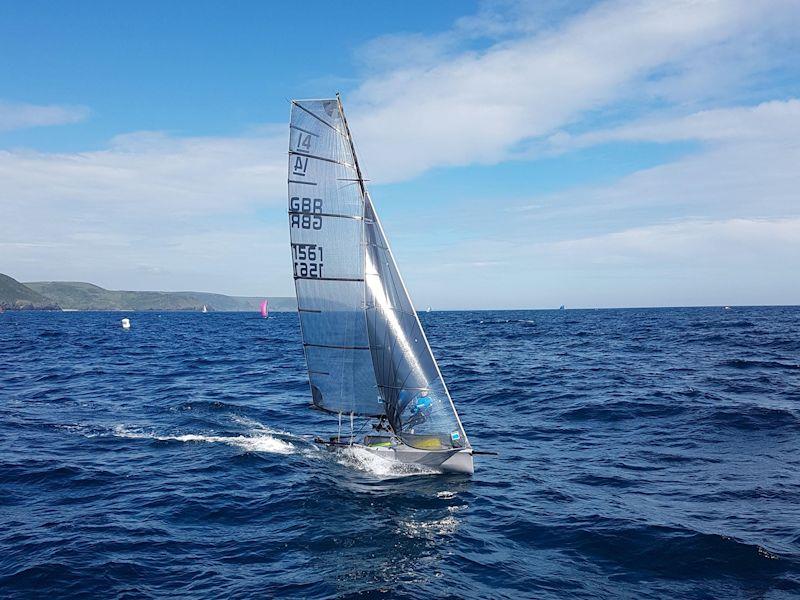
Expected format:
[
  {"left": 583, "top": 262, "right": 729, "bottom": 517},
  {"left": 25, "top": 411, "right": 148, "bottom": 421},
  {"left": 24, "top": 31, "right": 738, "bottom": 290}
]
[
  {"left": 294, "top": 276, "right": 365, "bottom": 282},
  {"left": 288, "top": 211, "right": 362, "bottom": 221},
  {"left": 304, "top": 343, "right": 371, "bottom": 350},
  {"left": 289, "top": 124, "right": 321, "bottom": 137}
]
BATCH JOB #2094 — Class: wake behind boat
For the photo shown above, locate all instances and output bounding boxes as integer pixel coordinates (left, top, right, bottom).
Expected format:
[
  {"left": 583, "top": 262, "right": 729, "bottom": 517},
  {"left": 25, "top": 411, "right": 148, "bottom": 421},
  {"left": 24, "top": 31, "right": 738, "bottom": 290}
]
[{"left": 287, "top": 95, "right": 477, "bottom": 475}]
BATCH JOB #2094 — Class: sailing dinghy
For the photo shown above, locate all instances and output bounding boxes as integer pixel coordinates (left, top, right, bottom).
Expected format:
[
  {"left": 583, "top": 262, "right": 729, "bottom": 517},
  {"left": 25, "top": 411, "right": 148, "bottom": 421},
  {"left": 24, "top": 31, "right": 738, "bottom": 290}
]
[{"left": 288, "top": 96, "right": 474, "bottom": 474}]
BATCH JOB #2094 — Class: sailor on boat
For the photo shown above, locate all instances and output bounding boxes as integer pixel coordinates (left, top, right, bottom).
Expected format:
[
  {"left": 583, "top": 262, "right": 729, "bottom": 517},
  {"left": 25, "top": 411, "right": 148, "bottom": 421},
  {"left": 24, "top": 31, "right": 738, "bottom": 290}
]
[{"left": 399, "top": 389, "right": 433, "bottom": 432}]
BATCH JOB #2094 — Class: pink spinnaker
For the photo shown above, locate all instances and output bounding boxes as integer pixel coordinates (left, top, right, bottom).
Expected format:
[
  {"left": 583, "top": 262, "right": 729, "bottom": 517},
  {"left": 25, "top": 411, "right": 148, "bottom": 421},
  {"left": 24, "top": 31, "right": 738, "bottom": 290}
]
[{"left": 260, "top": 299, "right": 268, "bottom": 318}]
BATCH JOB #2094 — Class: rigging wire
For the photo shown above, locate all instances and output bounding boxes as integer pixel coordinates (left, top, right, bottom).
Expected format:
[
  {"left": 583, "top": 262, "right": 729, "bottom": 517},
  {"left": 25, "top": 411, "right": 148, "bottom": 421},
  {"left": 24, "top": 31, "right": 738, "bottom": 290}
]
[{"left": 349, "top": 412, "right": 354, "bottom": 446}]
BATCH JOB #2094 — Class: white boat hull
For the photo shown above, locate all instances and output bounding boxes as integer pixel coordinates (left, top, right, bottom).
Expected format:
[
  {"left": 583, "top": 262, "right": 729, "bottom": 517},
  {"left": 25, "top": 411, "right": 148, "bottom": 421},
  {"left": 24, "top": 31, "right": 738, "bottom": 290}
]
[{"left": 360, "top": 444, "right": 474, "bottom": 475}]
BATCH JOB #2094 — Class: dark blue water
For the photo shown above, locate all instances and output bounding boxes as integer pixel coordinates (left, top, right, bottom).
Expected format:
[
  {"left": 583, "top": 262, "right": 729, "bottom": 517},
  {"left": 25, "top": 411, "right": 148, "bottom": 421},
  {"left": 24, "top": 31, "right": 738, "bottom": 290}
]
[{"left": 2, "top": 307, "right": 799, "bottom": 599}]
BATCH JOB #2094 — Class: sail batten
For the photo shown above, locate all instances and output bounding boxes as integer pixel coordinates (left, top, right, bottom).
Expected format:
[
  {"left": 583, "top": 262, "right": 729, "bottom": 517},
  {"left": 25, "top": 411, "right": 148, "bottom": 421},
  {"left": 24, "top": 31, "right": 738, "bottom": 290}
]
[
  {"left": 291, "top": 101, "right": 348, "bottom": 136},
  {"left": 294, "top": 276, "right": 365, "bottom": 282},
  {"left": 288, "top": 211, "right": 364, "bottom": 221},
  {"left": 289, "top": 150, "right": 356, "bottom": 169}
]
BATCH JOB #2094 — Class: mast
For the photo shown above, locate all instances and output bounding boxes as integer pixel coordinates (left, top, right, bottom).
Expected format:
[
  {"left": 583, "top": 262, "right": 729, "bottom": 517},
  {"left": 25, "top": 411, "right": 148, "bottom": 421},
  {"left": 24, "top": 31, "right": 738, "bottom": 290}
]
[
  {"left": 336, "top": 94, "right": 380, "bottom": 425},
  {"left": 336, "top": 93, "right": 368, "bottom": 201}
]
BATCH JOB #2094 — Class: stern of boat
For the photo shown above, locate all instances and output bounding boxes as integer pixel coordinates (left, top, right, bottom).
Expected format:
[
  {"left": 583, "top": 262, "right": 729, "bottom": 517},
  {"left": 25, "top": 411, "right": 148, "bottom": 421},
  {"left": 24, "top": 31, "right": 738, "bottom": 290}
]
[{"left": 439, "top": 449, "right": 474, "bottom": 475}]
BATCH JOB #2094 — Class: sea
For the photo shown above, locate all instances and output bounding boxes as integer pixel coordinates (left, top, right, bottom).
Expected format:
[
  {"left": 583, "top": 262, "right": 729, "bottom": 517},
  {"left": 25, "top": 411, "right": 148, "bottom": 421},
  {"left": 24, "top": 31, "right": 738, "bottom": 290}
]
[{"left": 1, "top": 307, "right": 799, "bottom": 599}]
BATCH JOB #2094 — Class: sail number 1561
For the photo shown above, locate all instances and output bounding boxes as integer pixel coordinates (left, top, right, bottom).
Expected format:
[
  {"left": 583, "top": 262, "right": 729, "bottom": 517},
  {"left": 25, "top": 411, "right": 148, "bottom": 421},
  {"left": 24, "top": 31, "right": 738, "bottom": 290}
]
[{"left": 292, "top": 243, "right": 324, "bottom": 279}]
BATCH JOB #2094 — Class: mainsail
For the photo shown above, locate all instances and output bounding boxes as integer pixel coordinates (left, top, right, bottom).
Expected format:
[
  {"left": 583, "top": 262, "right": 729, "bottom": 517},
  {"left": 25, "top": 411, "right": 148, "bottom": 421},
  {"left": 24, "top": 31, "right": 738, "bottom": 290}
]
[{"left": 288, "top": 97, "right": 469, "bottom": 450}]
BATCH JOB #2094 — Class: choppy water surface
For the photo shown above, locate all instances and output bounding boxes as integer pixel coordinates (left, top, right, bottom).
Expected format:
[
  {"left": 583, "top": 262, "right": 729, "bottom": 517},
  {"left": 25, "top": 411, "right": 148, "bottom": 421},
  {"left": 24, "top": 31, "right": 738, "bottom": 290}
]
[{"left": 1, "top": 307, "right": 799, "bottom": 598}]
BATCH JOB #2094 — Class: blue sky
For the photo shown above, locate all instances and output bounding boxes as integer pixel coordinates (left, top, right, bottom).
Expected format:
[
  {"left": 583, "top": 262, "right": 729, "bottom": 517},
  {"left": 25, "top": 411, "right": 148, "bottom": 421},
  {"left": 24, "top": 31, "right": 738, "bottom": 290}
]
[{"left": 1, "top": 0, "right": 799, "bottom": 308}]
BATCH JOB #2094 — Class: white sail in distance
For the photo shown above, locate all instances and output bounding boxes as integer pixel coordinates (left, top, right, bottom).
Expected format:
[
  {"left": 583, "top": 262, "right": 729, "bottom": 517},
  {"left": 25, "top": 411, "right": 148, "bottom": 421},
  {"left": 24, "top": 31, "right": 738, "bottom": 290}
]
[{"left": 288, "top": 97, "right": 469, "bottom": 450}]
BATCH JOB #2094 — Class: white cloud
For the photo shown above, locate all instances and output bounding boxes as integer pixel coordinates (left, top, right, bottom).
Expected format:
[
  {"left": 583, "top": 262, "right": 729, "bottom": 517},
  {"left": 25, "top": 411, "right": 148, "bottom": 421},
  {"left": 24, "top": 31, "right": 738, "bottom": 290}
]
[
  {"left": 544, "top": 217, "right": 800, "bottom": 267},
  {"left": 552, "top": 99, "right": 800, "bottom": 148},
  {"left": 346, "top": 0, "right": 800, "bottom": 182},
  {"left": 0, "top": 100, "right": 89, "bottom": 132},
  {"left": 430, "top": 217, "right": 800, "bottom": 272},
  {"left": 0, "top": 129, "right": 287, "bottom": 220},
  {"left": 400, "top": 217, "right": 800, "bottom": 308},
  {"left": 516, "top": 100, "right": 800, "bottom": 234}
]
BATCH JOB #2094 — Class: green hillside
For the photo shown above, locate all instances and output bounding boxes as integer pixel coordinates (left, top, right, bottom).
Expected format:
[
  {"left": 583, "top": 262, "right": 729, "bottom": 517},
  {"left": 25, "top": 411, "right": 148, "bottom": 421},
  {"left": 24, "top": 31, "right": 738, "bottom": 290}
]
[
  {"left": 0, "top": 273, "right": 61, "bottom": 310},
  {"left": 24, "top": 281, "right": 295, "bottom": 312}
]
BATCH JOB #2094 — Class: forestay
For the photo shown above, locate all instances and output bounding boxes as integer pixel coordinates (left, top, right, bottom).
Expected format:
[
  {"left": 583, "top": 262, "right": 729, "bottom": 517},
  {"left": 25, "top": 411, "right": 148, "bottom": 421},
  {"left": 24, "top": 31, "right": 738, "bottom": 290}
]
[{"left": 288, "top": 97, "right": 469, "bottom": 450}]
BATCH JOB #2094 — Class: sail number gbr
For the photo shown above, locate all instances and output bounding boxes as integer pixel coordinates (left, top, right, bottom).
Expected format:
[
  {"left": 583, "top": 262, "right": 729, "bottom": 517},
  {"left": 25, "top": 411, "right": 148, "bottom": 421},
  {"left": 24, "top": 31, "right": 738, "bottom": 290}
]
[
  {"left": 292, "top": 243, "right": 324, "bottom": 278},
  {"left": 290, "top": 197, "right": 323, "bottom": 230}
]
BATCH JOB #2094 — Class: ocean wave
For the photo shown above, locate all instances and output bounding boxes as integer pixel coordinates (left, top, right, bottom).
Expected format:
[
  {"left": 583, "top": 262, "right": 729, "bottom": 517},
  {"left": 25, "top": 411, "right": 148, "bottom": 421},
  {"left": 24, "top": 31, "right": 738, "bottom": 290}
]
[
  {"left": 559, "top": 400, "right": 686, "bottom": 422},
  {"left": 690, "top": 319, "right": 756, "bottom": 329},
  {"left": 171, "top": 399, "right": 243, "bottom": 413},
  {"left": 504, "top": 516, "right": 791, "bottom": 578},
  {"left": 720, "top": 358, "right": 800, "bottom": 370},
  {"left": 111, "top": 424, "right": 295, "bottom": 454},
  {"left": 569, "top": 473, "right": 642, "bottom": 488},
  {"left": 703, "top": 405, "right": 800, "bottom": 431}
]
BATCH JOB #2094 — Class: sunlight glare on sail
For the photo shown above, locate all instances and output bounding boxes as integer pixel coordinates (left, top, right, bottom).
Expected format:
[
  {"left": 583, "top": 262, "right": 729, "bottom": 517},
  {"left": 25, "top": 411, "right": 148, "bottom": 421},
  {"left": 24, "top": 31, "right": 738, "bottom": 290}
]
[{"left": 364, "top": 248, "right": 427, "bottom": 390}]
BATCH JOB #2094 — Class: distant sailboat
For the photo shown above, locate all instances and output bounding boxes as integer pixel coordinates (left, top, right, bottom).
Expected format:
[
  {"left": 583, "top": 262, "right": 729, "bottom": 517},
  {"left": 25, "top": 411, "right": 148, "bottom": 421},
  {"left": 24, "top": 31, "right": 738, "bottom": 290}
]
[
  {"left": 260, "top": 299, "right": 269, "bottom": 318},
  {"left": 426, "top": 306, "right": 432, "bottom": 313},
  {"left": 201, "top": 304, "right": 208, "bottom": 313},
  {"left": 559, "top": 305, "right": 565, "bottom": 310},
  {"left": 288, "top": 95, "right": 476, "bottom": 474}
]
